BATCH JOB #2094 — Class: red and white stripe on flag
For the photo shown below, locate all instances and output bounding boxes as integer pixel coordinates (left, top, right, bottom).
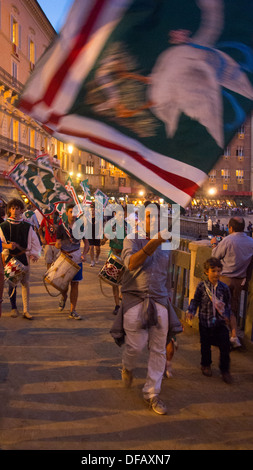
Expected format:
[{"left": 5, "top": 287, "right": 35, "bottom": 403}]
[{"left": 19, "top": 0, "right": 207, "bottom": 207}]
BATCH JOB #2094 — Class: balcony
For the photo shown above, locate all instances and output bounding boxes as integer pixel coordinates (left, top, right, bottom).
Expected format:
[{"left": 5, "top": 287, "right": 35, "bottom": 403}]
[
  {"left": 0, "top": 135, "right": 37, "bottom": 160},
  {"left": 0, "top": 65, "right": 24, "bottom": 95}
]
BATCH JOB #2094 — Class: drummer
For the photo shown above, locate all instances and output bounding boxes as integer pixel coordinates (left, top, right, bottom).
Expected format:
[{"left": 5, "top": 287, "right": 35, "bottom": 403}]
[
  {"left": 101, "top": 209, "right": 127, "bottom": 315},
  {"left": 39, "top": 213, "right": 59, "bottom": 270},
  {"left": 55, "top": 203, "right": 89, "bottom": 320},
  {"left": 0, "top": 198, "right": 41, "bottom": 319}
]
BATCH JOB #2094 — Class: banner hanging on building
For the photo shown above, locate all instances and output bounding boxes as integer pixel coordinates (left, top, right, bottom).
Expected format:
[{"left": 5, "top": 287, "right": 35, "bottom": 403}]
[
  {"left": 18, "top": 0, "right": 253, "bottom": 206},
  {"left": 8, "top": 155, "right": 73, "bottom": 216}
]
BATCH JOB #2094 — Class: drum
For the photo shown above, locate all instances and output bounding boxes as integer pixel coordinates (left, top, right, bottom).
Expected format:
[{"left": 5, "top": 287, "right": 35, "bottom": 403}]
[
  {"left": 44, "top": 252, "right": 80, "bottom": 294},
  {"left": 4, "top": 257, "right": 26, "bottom": 286},
  {"left": 98, "top": 253, "right": 124, "bottom": 286}
]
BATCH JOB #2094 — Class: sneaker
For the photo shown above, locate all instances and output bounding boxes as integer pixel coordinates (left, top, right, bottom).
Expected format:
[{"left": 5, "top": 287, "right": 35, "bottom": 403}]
[
  {"left": 59, "top": 295, "right": 67, "bottom": 311},
  {"left": 222, "top": 372, "right": 233, "bottom": 384},
  {"left": 121, "top": 368, "right": 133, "bottom": 388},
  {"left": 164, "top": 361, "right": 173, "bottom": 378},
  {"left": 201, "top": 366, "right": 212, "bottom": 377},
  {"left": 144, "top": 396, "right": 168, "bottom": 415},
  {"left": 69, "top": 310, "right": 82, "bottom": 320},
  {"left": 230, "top": 336, "right": 241, "bottom": 348},
  {"left": 10, "top": 308, "right": 19, "bottom": 318},
  {"left": 23, "top": 312, "right": 33, "bottom": 320},
  {"left": 90, "top": 260, "right": 95, "bottom": 267},
  {"left": 95, "top": 258, "right": 99, "bottom": 264},
  {"left": 113, "top": 305, "right": 120, "bottom": 315}
]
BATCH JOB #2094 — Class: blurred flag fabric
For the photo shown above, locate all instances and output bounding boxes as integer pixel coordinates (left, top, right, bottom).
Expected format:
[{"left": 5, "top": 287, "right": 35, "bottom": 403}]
[
  {"left": 8, "top": 154, "right": 72, "bottom": 216},
  {"left": 18, "top": 0, "right": 253, "bottom": 207}
]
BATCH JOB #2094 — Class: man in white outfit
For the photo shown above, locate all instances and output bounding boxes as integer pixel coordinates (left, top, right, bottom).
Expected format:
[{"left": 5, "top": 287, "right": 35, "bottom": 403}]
[{"left": 120, "top": 202, "right": 172, "bottom": 415}]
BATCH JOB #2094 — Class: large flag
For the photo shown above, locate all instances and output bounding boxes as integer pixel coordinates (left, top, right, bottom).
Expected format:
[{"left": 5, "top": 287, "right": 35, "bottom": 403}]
[
  {"left": 8, "top": 154, "right": 73, "bottom": 216},
  {"left": 18, "top": 0, "right": 253, "bottom": 206}
]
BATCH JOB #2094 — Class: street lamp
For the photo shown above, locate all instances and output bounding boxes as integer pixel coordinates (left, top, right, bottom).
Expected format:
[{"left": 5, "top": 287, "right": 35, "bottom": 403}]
[
  {"left": 208, "top": 187, "right": 217, "bottom": 196},
  {"left": 68, "top": 145, "right": 73, "bottom": 154}
]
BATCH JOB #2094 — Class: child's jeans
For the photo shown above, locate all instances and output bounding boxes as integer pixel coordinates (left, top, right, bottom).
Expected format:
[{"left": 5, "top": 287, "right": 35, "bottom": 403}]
[{"left": 199, "top": 323, "right": 230, "bottom": 373}]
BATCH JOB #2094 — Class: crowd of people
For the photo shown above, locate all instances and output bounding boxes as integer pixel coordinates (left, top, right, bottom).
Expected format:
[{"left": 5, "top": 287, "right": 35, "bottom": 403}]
[{"left": 0, "top": 198, "right": 253, "bottom": 415}]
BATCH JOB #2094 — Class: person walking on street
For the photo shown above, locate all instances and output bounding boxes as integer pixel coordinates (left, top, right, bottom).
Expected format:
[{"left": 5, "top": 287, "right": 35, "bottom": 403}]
[
  {"left": 211, "top": 217, "right": 253, "bottom": 348},
  {"left": 55, "top": 204, "right": 89, "bottom": 320},
  {"left": 0, "top": 198, "right": 41, "bottom": 319},
  {"left": 187, "top": 257, "right": 232, "bottom": 384},
  {"left": 101, "top": 209, "right": 127, "bottom": 315},
  {"left": 39, "top": 215, "right": 59, "bottom": 270},
  {"left": 88, "top": 204, "right": 101, "bottom": 267},
  {"left": 120, "top": 202, "right": 172, "bottom": 415}
]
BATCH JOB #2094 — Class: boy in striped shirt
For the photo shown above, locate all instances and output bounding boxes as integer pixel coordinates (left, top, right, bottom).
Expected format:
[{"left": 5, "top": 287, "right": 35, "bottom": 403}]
[{"left": 187, "top": 257, "right": 232, "bottom": 384}]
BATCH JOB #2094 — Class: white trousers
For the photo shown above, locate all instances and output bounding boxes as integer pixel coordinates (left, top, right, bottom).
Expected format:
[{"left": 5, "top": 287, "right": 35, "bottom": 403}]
[{"left": 122, "top": 301, "right": 168, "bottom": 399}]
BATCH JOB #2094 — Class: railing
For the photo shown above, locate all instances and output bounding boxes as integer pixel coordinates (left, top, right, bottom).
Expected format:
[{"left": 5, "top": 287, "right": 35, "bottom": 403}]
[
  {"left": 0, "top": 135, "right": 37, "bottom": 159},
  {"left": 0, "top": 65, "right": 24, "bottom": 95},
  {"left": 0, "top": 136, "right": 61, "bottom": 173},
  {"left": 171, "top": 247, "right": 191, "bottom": 318}
]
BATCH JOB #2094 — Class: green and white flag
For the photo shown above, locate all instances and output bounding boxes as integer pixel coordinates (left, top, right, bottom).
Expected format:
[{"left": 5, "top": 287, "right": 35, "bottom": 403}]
[
  {"left": 18, "top": 0, "right": 253, "bottom": 206},
  {"left": 8, "top": 154, "right": 72, "bottom": 217},
  {"left": 80, "top": 179, "right": 92, "bottom": 204}
]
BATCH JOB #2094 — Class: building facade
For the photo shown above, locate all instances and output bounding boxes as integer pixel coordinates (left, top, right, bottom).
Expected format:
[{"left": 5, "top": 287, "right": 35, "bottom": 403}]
[
  {"left": 195, "top": 114, "right": 253, "bottom": 208},
  {"left": 0, "top": 0, "right": 60, "bottom": 202},
  {"left": 0, "top": 0, "right": 146, "bottom": 207}
]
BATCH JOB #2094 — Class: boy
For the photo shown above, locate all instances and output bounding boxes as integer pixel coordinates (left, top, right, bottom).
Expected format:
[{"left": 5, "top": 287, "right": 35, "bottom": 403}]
[
  {"left": 187, "top": 257, "right": 232, "bottom": 384},
  {"left": 55, "top": 204, "right": 89, "bottom": 319}
]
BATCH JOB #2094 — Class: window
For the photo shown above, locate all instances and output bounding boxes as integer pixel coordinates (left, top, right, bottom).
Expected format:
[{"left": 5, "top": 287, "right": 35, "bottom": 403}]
[
  {"left": 86, "top": 161, "right": 94, "bottom": 174},
  {"left": 28, "top": 128, "right": 35, "bottom": 148},
  {"left": 221, "top": 169, "right": 230, "bottom": 178},
  {"left": 209, "top": 170, "right": 216, "bottom": 180},
  {"left": 12, "top": 18, "right": 18, "bottom": 45},
  {"left": 223, "top": 147, "right": 230, "bottom": 157},
  {"left": 236, "top": 169, "right": 244, "bottom": 178},
  {"left": 29, "top": 39, "right": 35, "bottom": 64},
  {"left": 238, "top": 125, "right": 245, "bottom": 138},
  {"left": 11, "top": 16, "right": 21, "bottom": 50},
  {"left": 101, "top": 175, "right": 105, "bottom": 186},
  {"left": 223, "top": 184, "right": 228, "bottom": 191},
  {"left": 11, "top": 119, "right": 19, "bottom": 142},
  {"left": 12, "top": 60, "right": 18, "bottom": 80},
  {"left": 100, "top": 159, "right": 106, "bottom": 169},
  {"left": 236, "top": 169, "right": 244, "bottom": 184},
  {"left": 236, "top": 146, "right": 244, "bottom": 156},
  {"left": 119, "top": 177, "right": 126, "bottom": 186}
]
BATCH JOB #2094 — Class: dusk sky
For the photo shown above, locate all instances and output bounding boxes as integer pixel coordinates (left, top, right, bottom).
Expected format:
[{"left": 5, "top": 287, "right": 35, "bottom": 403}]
[{"left": 37, "top": 0, "right": 74, "bottom": 32}]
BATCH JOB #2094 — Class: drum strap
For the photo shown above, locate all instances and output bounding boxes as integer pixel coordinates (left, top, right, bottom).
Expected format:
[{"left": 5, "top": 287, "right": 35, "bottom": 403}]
[
  {"left": 99, "top": 278, "right": 114, "bottom": 298},
  {"left": 62, "top": 248, "right": 80, "bottom": 255}
]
